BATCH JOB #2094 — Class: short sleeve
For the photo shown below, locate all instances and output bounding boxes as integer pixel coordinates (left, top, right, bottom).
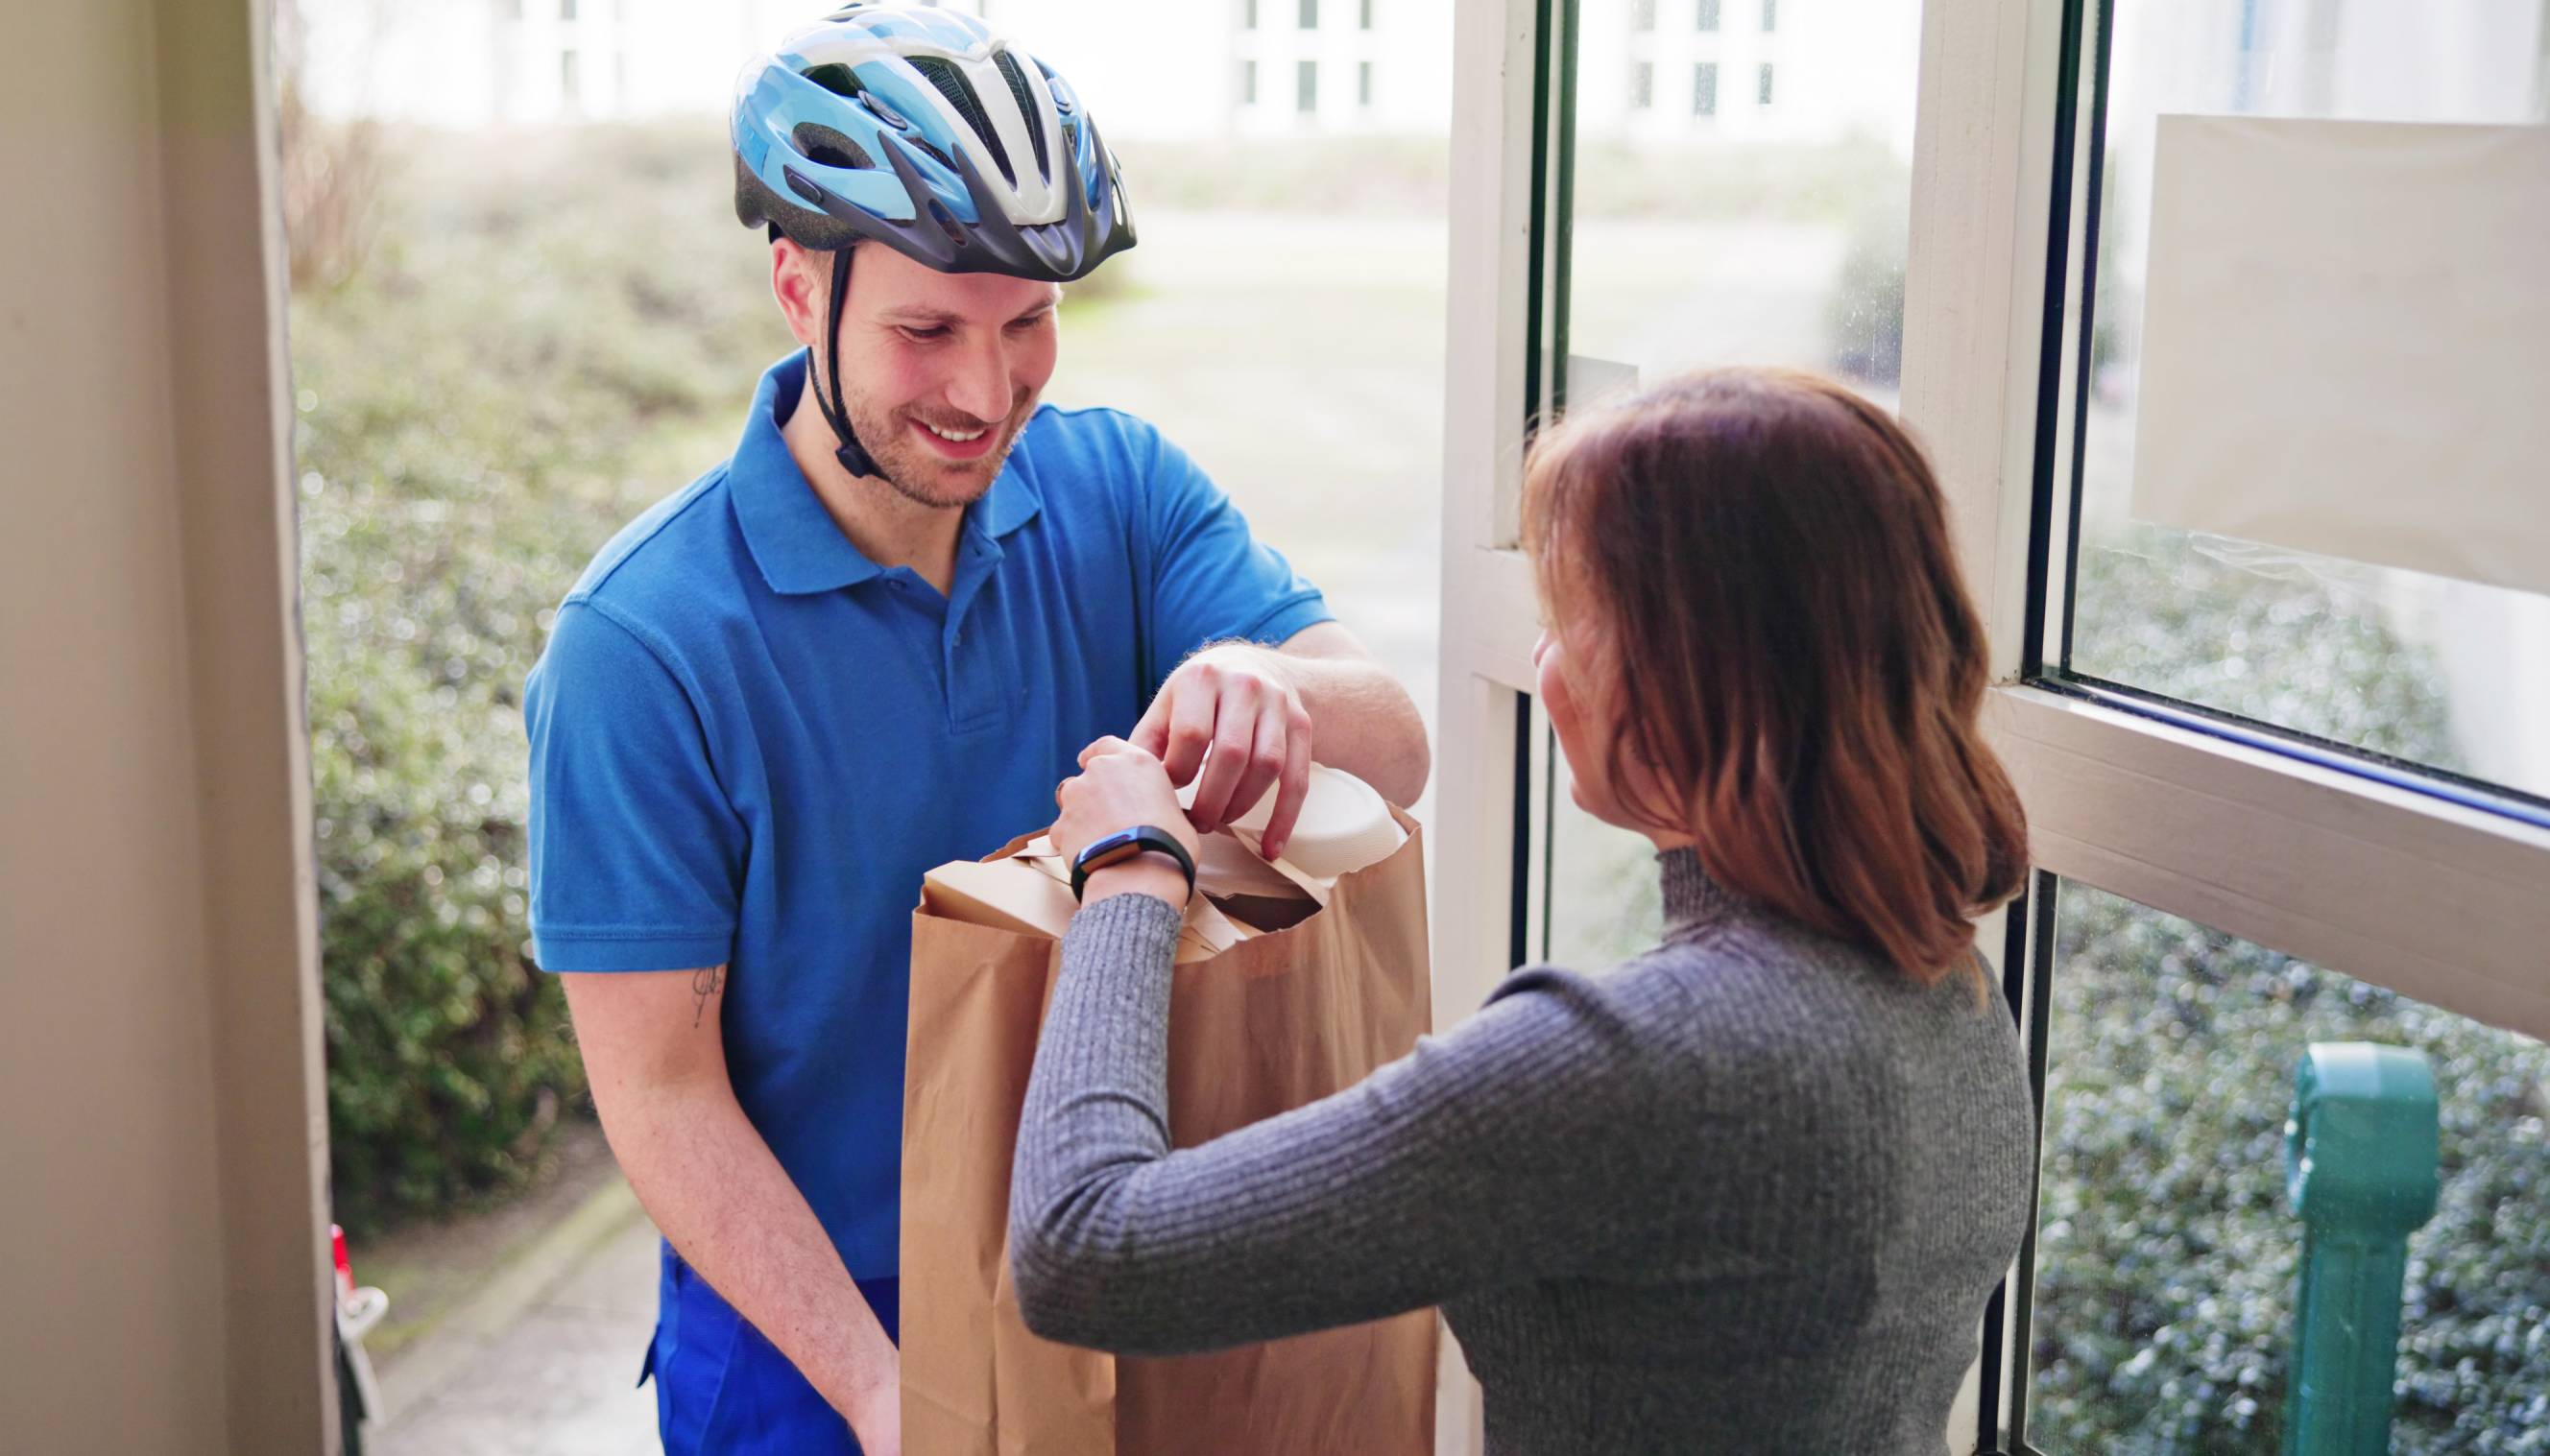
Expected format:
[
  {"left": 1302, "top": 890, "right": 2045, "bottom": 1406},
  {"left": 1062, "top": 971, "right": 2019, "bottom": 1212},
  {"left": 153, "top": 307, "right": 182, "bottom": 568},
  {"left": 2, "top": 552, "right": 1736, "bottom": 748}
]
[
  {"left": 523, "top": 600, "right": 744, "bottom": 972},
  {"left": 1142, "top": 428, "right": 1333, "bottom": 692}
]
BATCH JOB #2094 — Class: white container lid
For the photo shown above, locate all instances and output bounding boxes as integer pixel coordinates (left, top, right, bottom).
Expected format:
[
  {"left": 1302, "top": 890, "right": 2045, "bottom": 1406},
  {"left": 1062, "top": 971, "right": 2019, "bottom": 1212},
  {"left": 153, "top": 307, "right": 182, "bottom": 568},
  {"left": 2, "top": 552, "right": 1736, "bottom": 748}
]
[{"left": 1183, "top": 762, "right": 1405, "bottom": 880}]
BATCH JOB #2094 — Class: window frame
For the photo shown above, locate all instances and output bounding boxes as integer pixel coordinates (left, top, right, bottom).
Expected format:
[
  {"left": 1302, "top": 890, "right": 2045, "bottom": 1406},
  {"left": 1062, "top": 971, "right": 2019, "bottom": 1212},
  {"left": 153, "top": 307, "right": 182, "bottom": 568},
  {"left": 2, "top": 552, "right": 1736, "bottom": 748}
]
[{"left": 1440, "top": 1, "right": 2550, "bottom": 1453}]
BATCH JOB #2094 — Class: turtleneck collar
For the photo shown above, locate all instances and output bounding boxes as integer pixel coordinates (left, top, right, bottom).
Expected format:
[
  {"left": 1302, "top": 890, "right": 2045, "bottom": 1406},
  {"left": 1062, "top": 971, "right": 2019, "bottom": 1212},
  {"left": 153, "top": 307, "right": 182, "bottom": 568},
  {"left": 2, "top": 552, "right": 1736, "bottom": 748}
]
[{"left": 1659, "top": 847, "right": 1757, "bottom": 935}]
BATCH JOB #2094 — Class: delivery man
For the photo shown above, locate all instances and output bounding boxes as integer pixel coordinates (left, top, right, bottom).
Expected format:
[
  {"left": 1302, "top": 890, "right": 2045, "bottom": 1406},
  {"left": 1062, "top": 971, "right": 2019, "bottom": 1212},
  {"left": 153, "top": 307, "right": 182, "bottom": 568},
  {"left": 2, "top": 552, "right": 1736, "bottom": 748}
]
[{"left": 521, "top": 5, "right": 1430, "bottom": 1452}]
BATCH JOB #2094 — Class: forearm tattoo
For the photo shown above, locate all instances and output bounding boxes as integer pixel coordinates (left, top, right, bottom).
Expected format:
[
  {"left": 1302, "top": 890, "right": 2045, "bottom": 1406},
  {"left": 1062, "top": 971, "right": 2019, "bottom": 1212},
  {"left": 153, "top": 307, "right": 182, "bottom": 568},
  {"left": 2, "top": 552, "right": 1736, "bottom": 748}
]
[{"left": 691, "top": 967, "right": 723, "bottom": 1028}]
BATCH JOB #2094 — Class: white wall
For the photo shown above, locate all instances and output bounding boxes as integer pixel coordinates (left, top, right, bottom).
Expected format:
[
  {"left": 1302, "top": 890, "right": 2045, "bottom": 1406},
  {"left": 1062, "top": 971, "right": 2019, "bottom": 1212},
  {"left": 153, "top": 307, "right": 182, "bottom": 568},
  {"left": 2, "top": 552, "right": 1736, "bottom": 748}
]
[
  {"left": 0, "top": 0, "right": 331, "bottom": 1450},
  {"left": 1575, "top": 0, "right": 1923, "bottom": 152},
  {"left": 294, "top": 0, "right": 1460, "bottom": 137}
]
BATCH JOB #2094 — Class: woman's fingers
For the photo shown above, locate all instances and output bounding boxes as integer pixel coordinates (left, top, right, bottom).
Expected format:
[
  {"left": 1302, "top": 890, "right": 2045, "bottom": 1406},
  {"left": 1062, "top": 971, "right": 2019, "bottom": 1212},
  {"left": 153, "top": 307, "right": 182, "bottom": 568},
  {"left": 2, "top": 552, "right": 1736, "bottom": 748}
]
[{"left": 1076, "top": 735, "right": 1134, "bottom": 770}]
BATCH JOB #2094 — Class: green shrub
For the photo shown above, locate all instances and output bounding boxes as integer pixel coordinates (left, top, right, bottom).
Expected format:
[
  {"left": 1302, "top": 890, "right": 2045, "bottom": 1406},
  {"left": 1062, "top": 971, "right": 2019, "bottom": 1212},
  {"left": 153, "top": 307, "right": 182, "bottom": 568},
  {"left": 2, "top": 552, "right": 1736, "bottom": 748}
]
[{"left": 296, "top": 119, "right": 788, "bottom": 1230}]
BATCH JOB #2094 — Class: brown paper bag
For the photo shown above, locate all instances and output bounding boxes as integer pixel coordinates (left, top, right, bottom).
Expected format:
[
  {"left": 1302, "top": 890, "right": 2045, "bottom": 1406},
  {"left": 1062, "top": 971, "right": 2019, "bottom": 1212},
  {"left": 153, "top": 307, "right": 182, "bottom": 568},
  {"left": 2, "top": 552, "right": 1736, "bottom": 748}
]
[{"left": 901, "top": 811, "right": 1436, "bottom": 1456}]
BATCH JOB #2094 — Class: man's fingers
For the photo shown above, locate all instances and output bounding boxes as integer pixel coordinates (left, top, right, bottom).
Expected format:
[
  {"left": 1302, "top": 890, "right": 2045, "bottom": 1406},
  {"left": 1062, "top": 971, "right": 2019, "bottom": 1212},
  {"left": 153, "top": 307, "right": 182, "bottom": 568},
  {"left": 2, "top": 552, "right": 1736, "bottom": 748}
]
[
  {"left": 1129, "top": 693, "right": 1170, "bottom": 760},
  {"left": 1222, "top": 709, "right": 1289, "bottom": 851},
  {"left": 1185, "top": 681, "right": 1263, "bottom": 831},
  {"left": 1259, "top": 705, "right": 1313, "bottom": 861},
  {"left": 1157, "top": 674, "right": 1218, "bottom": 787}
]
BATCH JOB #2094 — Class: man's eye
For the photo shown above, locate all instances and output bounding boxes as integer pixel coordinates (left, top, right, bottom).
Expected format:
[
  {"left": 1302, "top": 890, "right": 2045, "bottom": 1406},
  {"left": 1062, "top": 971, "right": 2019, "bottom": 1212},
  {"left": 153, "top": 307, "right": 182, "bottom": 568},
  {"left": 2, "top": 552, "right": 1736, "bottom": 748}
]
[
  {"left": 900, "top": 325, "right": 950, "bottom": 343},
  {"left": 1008, "top": 314, "right": 1051, "bottom": 331}
]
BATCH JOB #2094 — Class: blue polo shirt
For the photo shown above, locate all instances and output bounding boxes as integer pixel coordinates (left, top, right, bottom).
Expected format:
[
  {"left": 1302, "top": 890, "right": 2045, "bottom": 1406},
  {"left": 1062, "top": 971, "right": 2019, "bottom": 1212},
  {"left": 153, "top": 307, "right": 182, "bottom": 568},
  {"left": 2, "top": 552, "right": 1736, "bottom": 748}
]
[{"left": 523, "top": 351, "right": 1331, "bottom": 1277}]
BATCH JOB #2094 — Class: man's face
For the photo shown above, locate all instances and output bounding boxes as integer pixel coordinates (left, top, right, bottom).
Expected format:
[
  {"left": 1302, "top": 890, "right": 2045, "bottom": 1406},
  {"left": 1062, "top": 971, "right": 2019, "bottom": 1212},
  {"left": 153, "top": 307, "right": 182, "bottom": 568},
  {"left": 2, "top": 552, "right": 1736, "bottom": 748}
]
[{"left": 825, "top": 245, "right": 1062, "bottom": 509}]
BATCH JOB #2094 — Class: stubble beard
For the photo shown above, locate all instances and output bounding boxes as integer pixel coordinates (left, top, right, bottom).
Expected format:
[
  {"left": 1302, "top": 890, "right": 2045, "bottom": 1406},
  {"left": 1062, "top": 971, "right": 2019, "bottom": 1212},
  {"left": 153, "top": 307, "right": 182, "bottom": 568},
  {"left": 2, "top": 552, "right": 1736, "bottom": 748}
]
[{"left": 846, "top": 387, "right": 1036, "bottom": 512}]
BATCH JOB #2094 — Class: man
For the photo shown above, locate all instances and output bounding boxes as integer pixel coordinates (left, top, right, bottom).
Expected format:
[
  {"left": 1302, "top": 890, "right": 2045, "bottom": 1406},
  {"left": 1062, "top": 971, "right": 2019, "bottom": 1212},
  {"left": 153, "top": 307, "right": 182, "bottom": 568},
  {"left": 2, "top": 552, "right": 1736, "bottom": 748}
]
[{"left": 522, "top": 6, "right": 1430, "bottom": 1453}]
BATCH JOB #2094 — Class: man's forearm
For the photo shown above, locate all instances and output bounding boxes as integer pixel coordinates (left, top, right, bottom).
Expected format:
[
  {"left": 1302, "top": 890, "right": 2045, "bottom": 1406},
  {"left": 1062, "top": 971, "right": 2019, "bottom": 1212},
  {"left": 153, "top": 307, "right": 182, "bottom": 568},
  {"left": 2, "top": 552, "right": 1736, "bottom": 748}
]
[
  {"left": 599, "top": 1078, "right": 896, "bottom": 1426},
  {"left": 1268, "top": 644, "right": 1431, "bottom": 808}
]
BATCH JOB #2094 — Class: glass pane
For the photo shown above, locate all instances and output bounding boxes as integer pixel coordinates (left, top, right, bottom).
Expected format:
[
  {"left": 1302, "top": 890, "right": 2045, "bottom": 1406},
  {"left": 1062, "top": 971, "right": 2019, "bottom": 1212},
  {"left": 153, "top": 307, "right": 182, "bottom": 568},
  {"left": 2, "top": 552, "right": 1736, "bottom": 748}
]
[
  {"left": 2063, "top": 3, "right": 2550, "bottom": 801},
  {"left": 2031, "top": 881, "right": 2550, "bottom": 1451},
  {"left": 1560, "top": 0, "right": 1917, "bottom": 397},
  {"left": 1566, "top": 0, "right": 1922, "bottom": 400},
  {"left": 1533, "top": 709, "right": 1668, "bottom": 970}
]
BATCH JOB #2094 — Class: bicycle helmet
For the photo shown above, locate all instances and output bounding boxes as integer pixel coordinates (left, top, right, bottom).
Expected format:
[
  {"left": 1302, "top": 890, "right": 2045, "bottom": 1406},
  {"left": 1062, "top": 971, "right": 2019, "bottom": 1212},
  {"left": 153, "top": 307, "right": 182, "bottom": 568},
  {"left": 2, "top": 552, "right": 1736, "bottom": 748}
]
[{"left": 731, "top": 3, "right": 1137, "bottom": 477}]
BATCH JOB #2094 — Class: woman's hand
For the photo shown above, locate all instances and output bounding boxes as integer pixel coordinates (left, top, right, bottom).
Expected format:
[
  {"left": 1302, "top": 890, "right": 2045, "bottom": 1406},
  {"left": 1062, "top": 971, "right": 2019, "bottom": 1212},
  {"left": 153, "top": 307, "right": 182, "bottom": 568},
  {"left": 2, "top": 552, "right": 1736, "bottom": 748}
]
[{"left": 1055, "top": 738, "right": 1201, "bottom": 909}]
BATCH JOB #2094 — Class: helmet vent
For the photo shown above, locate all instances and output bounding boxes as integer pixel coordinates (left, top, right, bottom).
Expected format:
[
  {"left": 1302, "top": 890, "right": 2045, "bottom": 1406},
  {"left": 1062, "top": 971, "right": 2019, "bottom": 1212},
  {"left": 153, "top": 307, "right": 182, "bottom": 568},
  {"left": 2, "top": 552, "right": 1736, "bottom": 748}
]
[
  {"left": 793, "top": 124, "right": 874, "bottom": 171},
  {"left": 993, "top": 51, "right": 1051, "bottom": 181},
  {"left": 905, "top": 57, "right": 1015, "bottom": 186},
  {"left": 802, "top": 62, "right": 860, "bottom": 99}
]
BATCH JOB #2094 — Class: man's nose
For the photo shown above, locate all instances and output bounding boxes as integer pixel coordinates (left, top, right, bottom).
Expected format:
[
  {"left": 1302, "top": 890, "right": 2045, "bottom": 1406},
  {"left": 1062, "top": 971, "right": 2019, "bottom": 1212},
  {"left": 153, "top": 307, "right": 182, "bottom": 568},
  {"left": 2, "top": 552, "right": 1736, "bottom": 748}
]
[{"left": 944, "top": 332, "right": 1013, "bottom": 423}]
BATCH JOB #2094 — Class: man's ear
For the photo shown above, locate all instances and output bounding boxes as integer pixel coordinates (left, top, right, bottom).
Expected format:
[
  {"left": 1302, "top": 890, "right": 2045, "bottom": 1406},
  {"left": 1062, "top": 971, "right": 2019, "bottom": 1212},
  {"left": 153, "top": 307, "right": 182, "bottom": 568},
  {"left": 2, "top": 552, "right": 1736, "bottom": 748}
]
[{"left": 769, "top": 240, "right": 829, "bottom": 349}]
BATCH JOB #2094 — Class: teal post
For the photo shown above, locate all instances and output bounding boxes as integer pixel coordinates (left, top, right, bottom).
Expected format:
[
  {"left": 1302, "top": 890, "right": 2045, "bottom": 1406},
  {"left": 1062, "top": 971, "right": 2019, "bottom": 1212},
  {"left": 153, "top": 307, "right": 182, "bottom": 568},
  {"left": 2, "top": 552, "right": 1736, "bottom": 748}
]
[{"left": 2282, "top": 1042, "right": 2440, "bottom": 1456}]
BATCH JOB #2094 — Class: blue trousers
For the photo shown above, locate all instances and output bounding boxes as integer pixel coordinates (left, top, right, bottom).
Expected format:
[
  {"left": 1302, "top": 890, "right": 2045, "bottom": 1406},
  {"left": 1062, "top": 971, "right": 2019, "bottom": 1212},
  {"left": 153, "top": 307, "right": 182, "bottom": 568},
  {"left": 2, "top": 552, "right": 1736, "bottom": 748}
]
[{"left": 642, "top": 1240, "right": 901, "bottom": 1455}]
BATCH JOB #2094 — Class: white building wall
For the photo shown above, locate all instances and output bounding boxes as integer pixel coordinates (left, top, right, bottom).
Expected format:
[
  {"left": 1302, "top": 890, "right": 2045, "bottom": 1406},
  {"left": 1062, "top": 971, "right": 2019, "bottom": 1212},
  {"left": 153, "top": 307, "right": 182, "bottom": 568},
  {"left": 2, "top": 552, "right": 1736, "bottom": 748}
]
[
  {"left": 991, "top": 0, "right": 1240, "bottom": 140},
  {"left": 1573, "top": 0, "right": 1921, "bottom": 153},
  {"left": 297, "top": 0, "right": 1456, "bottom": 136}
]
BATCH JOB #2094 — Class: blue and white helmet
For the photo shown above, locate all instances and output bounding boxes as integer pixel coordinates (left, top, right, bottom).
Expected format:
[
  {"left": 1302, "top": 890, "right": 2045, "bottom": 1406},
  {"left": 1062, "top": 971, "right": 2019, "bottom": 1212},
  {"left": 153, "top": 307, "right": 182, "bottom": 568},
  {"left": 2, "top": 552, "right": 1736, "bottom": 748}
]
[{"left": 732, "top": 3, "right": 1136, "bottom": 283}]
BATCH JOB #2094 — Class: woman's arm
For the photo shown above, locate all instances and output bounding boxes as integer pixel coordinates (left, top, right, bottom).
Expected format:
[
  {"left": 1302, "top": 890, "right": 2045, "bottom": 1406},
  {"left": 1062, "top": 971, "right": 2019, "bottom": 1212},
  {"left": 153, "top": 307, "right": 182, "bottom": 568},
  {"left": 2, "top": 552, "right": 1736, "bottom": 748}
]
[{"left": 1007, "top": 890, "right": 1666, "bottom": 1356}]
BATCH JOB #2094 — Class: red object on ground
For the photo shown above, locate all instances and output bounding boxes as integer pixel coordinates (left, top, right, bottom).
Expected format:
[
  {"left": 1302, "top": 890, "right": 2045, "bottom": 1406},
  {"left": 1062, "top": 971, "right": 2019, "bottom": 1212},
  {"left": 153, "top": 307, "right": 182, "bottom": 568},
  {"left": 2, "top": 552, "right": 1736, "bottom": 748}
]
[{"left": 330, "top": 1223, "right": 356, "bottom": 1299}]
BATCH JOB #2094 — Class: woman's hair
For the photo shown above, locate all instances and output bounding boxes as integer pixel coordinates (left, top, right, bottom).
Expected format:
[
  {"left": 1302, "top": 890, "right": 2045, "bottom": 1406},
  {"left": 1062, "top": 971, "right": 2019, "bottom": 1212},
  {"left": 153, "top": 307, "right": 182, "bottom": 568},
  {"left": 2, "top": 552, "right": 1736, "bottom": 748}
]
[{"left": 1522, "top": 367, "right": 2027, "bottom": 986}]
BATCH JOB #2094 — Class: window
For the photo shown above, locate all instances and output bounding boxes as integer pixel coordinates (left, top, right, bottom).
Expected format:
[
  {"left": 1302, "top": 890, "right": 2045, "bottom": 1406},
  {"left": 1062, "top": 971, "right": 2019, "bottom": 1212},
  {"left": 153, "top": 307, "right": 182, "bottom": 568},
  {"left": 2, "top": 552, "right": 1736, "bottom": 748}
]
[
  {"left": 1240, "top": 58, "right": 1257, "bottom": 107},
  {"left": 1632, "top": 0, "right": 1656, "bottom": 30},
  {"left": 1296, "top": 58, "right": 1317, "bottom": 113},
  {"left": 1360, "top": 0, "right": 1375, "bottom": 31},
  {"left": 1441, "top": 3, "right": 2550, "bottom": 1450},
  {"left": 559, "top": 47, "right": 579, "bottom": 107},
  {"left": 560, "top": 0, "right": 576, "bottom": 19},
  {"left": 1761, "top": 0, "right": 1777, "bottom": 33},
  {"left": 1299, "top": 0, "right": 1317, "bottom": 29},
  {"left": 2055, "top": 0, "right": 2550, "bottom": 805},
  {"left": 1244, "top": 0, "right": 1258, "bottom": 29},
  {"left": 1628, "top": 60, "right": 1652, "bottom": 110},
  {"left": 1692, "top": 60, "right": 1717, "bottom": 117},
  {"left": 1359, "top": 60, "right": 1374, "bottom": 108}
]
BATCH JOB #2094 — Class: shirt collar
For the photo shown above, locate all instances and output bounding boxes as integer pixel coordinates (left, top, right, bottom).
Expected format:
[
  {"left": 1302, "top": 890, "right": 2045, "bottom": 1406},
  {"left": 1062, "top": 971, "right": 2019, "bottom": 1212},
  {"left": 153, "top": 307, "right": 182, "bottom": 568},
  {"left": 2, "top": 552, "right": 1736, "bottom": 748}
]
[{"left": 730, "top": 349, "right": 1045, "bottom": 597}]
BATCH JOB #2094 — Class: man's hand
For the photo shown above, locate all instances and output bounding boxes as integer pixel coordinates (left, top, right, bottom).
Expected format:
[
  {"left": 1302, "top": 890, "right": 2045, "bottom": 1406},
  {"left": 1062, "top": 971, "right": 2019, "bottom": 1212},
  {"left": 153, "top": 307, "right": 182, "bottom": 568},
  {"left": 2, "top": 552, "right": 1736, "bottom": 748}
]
[{"left": 1130, "top": 643, "right": 1313, "bottom": 860}]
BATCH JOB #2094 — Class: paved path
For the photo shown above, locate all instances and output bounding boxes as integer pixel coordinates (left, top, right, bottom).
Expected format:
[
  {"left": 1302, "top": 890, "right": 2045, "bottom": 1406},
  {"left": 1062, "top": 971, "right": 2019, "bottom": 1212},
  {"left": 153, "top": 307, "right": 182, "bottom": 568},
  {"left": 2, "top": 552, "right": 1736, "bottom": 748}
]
[{"left": 372, "top": 1181, "right": 662, "bottom": 1456}]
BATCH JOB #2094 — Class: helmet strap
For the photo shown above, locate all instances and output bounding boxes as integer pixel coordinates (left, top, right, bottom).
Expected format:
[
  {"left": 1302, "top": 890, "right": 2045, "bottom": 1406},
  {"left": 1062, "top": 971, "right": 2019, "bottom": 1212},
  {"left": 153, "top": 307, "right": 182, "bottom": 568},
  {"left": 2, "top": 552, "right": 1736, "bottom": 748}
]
[{"left": 811, "top": 245, "right": 882, "bottom": 480}]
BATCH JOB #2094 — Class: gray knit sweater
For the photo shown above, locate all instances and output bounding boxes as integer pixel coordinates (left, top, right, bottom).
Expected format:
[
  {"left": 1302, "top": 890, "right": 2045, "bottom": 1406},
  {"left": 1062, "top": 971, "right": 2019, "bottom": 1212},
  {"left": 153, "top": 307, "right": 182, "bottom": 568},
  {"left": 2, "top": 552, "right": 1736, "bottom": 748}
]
[{"left": 1010, "top": 849, "right": 2035, "bottom": 1455}]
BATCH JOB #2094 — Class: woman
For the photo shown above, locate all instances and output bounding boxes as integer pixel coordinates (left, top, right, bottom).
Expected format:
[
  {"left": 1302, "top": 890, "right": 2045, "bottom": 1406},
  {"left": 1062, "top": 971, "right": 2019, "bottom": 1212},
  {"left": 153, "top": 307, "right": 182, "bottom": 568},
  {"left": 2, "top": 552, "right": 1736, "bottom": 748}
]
[{"left": 1012, "top": 369, "right": 2035, "bottom": 1453}]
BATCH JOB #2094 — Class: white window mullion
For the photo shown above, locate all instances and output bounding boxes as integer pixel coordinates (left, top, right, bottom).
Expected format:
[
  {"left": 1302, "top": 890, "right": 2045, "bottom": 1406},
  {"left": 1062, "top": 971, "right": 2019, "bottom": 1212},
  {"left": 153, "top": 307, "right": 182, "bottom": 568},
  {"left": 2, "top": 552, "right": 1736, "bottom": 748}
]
[
  {"left": 1897, "top": 0, "right": 2073, "bottom": 1447},
  {"left": 1434, "top": 1, "right": 1549, "bottom": 1452},
  {"left": 1899, "top": 0, "right": 2074, "bottom": 687}
]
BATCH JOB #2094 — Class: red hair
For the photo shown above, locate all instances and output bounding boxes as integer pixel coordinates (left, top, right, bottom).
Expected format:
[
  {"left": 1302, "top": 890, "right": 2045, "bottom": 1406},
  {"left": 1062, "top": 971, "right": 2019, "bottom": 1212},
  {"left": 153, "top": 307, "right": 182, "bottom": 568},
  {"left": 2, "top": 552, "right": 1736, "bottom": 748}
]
[{"left": 1523, "top": 368, "right": 2026, "bottom": 985}]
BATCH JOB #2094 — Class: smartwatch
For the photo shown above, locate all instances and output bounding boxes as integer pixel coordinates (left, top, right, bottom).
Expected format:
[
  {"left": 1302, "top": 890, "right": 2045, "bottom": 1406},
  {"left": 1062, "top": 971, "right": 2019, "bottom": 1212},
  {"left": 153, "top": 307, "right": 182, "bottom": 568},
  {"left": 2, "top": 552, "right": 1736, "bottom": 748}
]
[{"left": 1070, "top": 825, "right": 1198, "bottom": 903}]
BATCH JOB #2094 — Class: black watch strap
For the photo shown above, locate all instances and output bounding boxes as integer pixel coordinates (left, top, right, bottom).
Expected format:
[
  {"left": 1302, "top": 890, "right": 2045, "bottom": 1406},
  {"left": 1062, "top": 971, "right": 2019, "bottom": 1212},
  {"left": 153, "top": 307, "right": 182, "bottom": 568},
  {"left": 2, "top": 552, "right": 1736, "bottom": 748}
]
[{"left": 1070, "top": 825, "right": 1197, "bottom": 902}]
